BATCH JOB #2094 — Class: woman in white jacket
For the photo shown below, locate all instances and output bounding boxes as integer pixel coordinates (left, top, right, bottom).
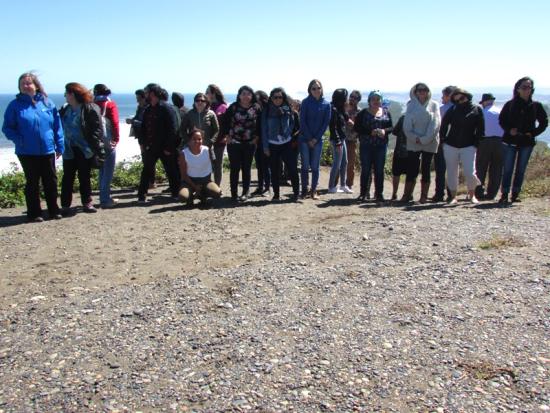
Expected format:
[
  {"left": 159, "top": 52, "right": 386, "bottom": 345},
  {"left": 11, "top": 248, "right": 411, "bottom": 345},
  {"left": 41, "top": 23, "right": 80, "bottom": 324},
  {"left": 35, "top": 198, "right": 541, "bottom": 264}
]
[{"left": 402, "top": 83, "right": 441, "bottom": 203}]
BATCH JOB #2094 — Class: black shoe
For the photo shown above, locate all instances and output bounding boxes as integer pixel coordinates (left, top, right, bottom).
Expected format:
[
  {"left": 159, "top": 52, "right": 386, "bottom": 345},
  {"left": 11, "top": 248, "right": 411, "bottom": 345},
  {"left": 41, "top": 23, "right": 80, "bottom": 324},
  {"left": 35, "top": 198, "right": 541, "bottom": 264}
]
[
  {"left": 49, "top": 213, "right": 63, "bottom": 220},
  {"left": 28, "top": 216, "right": 44, "bottom": 223},
  {"left": 431, "top": 194, "right": 444, "bottom": 202},
  {"left": 238, "top": 192, "right": 250, "bottom": 202},
  {"left": 511, "top": 192, "right": 521, "bottom": 202},
  {"left": 357, "top": 194, "right": 366, "bottom": 202},
  {"left": 60, "top": 207, "right": 74, "bottom": 217},
  {"left": 498, "top": 194, "right": 509, "bottom": 205},
  {"left": 291, "top": 193, "right": 299, "bottom": 202},
  {"left": 251, "top": 188, "right": 264, "bottom": 196}
]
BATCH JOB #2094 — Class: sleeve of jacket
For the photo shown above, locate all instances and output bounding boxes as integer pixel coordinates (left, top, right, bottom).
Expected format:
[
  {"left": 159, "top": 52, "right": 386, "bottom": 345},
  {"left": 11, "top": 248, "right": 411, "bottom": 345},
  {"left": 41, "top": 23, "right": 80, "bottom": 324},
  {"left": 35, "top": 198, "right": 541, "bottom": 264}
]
[
  {"left": 219, "top": 104, "right": 234, "bottom": 137},
  {"left": 292, "top": 111, "right": 300, "bottom": 138},
  {"left": 255, "top": 107, "right": 262, "bottom": 140},
  {"left": 1, "top": 101, "right": 23, "bottom": 145},
  {"left": 353, "top": 109, "right": 366, "bottom": 135},
  {"left": 210, "top": 111, "right": 219, "bottom": 143},
  {"left": 498, "top": 101, "right": 512, "bottom": 133},
  {"left": 392, "top": 116, "right": 404, "bottom": 137},
  {"left": 52, "top": 105, "right": 64, "bottom": 154},
  {"left": 299, "top": 99, "right": 312, "bottom": 140},
  {"left": 439, "top": 107, "right": 452, "bottom": 142},
  {"left": 532, "top": 102, "right": 548, "bottom": 138},
  {"left": 164, "top": 104, "right": 178, "bottom": 152},
  {"left": 419, "top": 102, "right": 441, "bottom": 145},
  {"left": 315, "top": 102, "right": 331, "bottom": 141},
  {"left": 83, "top": 104, "right": 105, "bottom": 159},
  {"left": 403, "top": 110, "right": 419, "bottom": 141},
  {"left": 383, "top": 110, "right": 394, "bottom": 136},
  {"left": 474, "top": 106, "right": 485, "bottom": 146},
  {"left": 329, "top": 107, "right": 338, "bottom": 144},
  {"left": 179, "top": 112, "right": 191, "bottom": 148},
  {"left": 106, "top": 101, "right": 120, "bottom": 142},
  {"left": 261, "top": 110, "right": 269, "bottom": 151}
]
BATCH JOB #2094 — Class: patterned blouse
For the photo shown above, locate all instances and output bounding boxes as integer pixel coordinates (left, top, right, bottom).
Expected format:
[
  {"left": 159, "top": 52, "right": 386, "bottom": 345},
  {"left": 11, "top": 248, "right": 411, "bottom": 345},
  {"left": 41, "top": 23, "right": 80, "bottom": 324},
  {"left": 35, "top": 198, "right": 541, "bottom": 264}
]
[
  {"left": 226, "top": 103, "right": 261, "bottom": 143},
  {"left": 354, "top": 107, "right": 393, "bottom": 146}
]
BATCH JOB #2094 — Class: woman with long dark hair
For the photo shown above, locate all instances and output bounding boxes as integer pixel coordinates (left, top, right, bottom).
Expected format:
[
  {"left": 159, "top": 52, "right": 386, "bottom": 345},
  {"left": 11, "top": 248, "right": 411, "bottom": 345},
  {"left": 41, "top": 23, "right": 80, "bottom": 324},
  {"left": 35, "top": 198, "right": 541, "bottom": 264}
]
[
  {"left": 299, "top": 79, "right": 331, "bottom": 199},
  {"left": 220, "top": 85, "right": 262, "bottom": 201},
  {"left": 59, "top": 82, "right": 105, "bottom": 214},
  {"left": 354, "top": 90, "right": 393, "bottom": 202},
  {"left": 2, "top": 72, "right": 64, "bottom": 222},
  {"left": 253, "top": 90, "right": 271, "bottom": 196},
  {"left": 498, "top": 76, "right": 548, "bottom": 203},
  {"left": 328, "top": 88, "right": 352, "bottom": 193},
  {"left": 206, "top": 84, "right": 228, "bottom": 186},
  {"left": 261, "top": 87, "right": 299, "bottom": 201},
  {"left": 93, "top": 83, "right": 120, "bottom": 208},
  {"left": 180, "top": 92, "right": 219, "bottom": 148}
]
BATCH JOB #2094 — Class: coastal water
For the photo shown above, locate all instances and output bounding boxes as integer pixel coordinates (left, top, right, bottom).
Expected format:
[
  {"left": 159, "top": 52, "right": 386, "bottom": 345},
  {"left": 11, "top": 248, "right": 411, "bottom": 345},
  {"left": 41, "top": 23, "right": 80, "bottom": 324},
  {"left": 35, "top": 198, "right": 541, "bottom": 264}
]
[{"left": 1, "top": 92, "right": 549, "bottom": 172}]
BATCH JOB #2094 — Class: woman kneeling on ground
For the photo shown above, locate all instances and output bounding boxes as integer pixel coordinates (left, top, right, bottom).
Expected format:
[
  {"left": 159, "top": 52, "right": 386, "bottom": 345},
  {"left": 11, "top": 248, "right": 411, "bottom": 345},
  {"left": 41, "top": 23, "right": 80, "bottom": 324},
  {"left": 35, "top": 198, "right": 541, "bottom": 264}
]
[{"left": 178, "top": 129, "right": 221, "bottom": 207}]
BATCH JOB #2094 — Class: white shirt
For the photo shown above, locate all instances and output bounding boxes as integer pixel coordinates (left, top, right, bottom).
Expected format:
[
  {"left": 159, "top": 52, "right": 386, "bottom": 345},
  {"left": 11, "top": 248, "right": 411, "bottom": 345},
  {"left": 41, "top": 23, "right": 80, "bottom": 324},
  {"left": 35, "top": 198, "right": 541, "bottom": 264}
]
[
  {"left": 482, "top": 103, "right": 504, "bottom": 138},
  {"left": 182, "top": 146, "right": 212, "bottom": 178}
]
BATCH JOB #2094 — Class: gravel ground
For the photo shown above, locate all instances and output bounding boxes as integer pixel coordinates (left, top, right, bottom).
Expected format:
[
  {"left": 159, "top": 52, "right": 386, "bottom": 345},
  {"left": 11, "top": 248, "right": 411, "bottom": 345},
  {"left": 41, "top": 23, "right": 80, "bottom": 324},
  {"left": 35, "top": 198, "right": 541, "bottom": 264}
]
[{"left": 0, "top": 168, "right": 549, "bottom": 412}]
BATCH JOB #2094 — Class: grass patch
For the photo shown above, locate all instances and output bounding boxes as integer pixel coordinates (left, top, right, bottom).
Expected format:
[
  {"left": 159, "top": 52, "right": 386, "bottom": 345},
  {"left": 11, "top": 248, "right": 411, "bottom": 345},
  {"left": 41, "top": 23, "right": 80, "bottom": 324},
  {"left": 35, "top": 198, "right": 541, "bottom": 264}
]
[
  {"left": 523, "top": 142, "right": 550, "bottom": 197},
  {"left": 478, "top": 235, "right": 525, "bottom": 250}
]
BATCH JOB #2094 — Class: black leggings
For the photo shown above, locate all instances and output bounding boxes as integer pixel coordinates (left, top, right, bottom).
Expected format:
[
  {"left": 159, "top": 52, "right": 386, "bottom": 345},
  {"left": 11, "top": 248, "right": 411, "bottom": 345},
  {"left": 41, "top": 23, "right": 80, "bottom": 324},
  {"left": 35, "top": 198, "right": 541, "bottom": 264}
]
[{"left": 406, "top": 151, "right": 434, "bottom": 183}]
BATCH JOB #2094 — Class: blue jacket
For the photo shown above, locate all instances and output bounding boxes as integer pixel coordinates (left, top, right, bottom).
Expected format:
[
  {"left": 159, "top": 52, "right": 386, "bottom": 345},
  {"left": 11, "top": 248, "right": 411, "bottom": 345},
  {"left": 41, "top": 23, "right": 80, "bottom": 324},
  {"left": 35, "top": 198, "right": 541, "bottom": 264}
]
[
  {"left": 2, "top": 93, "right": 64, "bottom": 156},
  {"left": 299, "top": 95, "right": 331, "bottom": 143},
  {"left": 261, "top": 103, "right": 294, "bottom": 150}
]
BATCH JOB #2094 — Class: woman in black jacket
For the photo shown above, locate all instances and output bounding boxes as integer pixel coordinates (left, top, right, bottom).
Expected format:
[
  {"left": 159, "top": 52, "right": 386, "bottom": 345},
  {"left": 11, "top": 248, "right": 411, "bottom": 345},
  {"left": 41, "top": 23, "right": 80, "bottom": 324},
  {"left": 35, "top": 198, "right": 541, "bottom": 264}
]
[
  {"left": 60, "top": 82, "right": 105, "bottom": 214},
  {"left": 498, "top": 76, "right": 548, "bottom": 203},
  {"left": 440, "top": 88, "right": 484, "bottom": 204}
]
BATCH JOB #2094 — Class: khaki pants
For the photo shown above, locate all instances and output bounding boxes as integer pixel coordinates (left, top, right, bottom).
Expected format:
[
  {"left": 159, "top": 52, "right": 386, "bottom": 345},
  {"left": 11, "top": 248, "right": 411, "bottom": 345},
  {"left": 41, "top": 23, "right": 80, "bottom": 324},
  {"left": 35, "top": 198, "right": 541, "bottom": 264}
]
[{"left": 443, "top": 144, "right": 480, "bottom": 191}]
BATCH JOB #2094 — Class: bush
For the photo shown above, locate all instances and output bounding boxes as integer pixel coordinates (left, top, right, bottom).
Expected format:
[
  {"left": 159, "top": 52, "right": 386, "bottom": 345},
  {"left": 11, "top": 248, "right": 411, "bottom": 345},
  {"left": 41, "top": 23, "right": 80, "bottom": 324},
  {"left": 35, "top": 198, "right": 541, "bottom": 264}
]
[
  {"left": 0, "top": 164, "right": 25, "bottom": 208},
  {"left": 523, "top": 142, "right": 550, "bottom": 197}
]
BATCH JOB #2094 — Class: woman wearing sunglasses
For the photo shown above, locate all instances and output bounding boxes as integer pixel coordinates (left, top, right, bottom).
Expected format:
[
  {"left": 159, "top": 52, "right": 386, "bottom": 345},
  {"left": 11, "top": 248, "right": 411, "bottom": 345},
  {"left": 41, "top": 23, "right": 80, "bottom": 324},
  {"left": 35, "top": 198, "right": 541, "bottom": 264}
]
[
  {"left": 498, "top": 76, "right": 548, "bottom": 204},
  {"left": 180, "top": 93, "right": 219, "bottom": 149}
]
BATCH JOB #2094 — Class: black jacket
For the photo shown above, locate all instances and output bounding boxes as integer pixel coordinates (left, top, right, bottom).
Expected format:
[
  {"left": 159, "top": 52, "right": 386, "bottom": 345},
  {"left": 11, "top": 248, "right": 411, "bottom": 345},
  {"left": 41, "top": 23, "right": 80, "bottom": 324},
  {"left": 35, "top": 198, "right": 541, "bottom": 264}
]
[
  {"left": 329, "top": 105, "right": 348, "bottom": 145},
  {"left": 440, "top": 102, "right": 484, "bottom": 148},
  {"left": 142, "top": 101, "right": 178, "bottom": 152},
  {"left": 499, "top": 97, "right": 548, "bottom": 147},
  {"left": 59, "top": 103, "right": 105, "bottom": 160}
]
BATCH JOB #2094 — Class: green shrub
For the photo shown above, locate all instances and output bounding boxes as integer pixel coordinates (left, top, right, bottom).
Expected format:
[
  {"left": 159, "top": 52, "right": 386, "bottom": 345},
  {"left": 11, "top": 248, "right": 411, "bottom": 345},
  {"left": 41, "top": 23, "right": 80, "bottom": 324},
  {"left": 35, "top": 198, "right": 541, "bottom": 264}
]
[{"left": 0, "top": 164, "right": 26, "bottom": 208}]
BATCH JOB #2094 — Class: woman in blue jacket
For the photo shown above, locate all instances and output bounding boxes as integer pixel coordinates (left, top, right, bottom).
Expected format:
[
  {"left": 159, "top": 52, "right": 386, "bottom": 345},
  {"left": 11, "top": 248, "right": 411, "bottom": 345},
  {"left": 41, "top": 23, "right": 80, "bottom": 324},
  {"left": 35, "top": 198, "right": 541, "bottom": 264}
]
[
  {"left": 2, "top": 73, "right": 64, "bottom": 222},
  {"left": 299, "top": 79, "right": 331, "bottom": 199}
]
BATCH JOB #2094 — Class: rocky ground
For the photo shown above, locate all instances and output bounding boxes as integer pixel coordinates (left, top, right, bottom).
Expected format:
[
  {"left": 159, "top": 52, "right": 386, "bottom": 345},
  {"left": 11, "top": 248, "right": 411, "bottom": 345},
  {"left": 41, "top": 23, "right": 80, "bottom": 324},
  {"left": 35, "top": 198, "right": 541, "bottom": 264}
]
[{"left": 0, "top": 169, "right": 549, "bottom": 412}]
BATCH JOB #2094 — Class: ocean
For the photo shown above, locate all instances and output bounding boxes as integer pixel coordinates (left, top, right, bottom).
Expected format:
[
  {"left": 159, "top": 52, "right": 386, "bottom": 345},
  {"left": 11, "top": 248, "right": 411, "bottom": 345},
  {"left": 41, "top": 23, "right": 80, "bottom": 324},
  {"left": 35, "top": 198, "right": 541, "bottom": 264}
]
[{"left": 1, "top": 92, "right": 549, "bottom": 172}]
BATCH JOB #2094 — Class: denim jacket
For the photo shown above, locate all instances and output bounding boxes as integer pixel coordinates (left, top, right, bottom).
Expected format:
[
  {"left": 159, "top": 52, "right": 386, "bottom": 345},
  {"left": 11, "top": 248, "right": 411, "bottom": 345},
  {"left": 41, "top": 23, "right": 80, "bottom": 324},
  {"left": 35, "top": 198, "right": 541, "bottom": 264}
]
[{"left": 261, "top": 103, "right": 294, "bottom": 150}]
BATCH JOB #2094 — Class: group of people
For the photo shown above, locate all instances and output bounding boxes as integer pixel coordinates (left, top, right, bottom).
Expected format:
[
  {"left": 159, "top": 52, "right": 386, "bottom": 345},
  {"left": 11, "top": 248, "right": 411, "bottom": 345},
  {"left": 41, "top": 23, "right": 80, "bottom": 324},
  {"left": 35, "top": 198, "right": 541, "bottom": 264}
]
[{"left": 2, "top": 72, "right": 548, "bottom": 222}]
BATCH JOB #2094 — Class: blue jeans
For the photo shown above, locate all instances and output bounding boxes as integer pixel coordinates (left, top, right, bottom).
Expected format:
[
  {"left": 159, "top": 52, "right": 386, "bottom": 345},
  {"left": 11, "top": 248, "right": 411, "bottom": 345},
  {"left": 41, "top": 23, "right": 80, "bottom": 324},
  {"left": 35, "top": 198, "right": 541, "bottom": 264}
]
[
  {"left": 501, "top": 144, "right": 533, "bottom": 195},
  {"left": 359, "top": 140, "right": 387, "bottom": 198},
  {"left": 329, "top": 141, "right": 347, "bottom": 188},
  {"left": 299, "top": 139, "right": 323, "bottom": 192},
  {"left": 99, "top": 147, "right": 116, "bottom": 204}
]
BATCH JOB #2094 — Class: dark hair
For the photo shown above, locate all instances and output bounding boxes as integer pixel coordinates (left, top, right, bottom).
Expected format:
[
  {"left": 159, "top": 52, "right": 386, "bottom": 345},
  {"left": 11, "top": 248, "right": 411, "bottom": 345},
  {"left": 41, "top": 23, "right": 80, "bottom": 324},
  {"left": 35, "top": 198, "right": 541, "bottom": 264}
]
[
  {"left": 255, "top": 90, "right": 269, "bottom": 108},
  {"left": 144, "top": 83, "right": 160, "bottom": 93},
  {"left": 93, "top": 84, "right": 111, "bottom": 96},
  {"left": 237, "top": 85, "right": 257, "bottom": 105},
  {"left": 135, "top": 89, "right": 145, "bottom": 98},
  {"left": 160, "top": 89, "right": 169, "bottom": 101},
  {"left": 193, "top": 92, "right": 210, "bottom": 110},
  {"left": 331, "top": 88, "right": 348, "bottom": 110},
  {"left": 172, "top": 92, "right": 185, "bottom": 108},
  {"left": 513, "top": 76, "right": 535, "bottom": 99},
  {"left": 349, "top": 90, "right": 362, "bottom": 102},
  {"left": 268, "top": 87, "right": 291, "bottom": 107},
  {"left": 18, "top": 72, "right": 47, "bottom": 97},
  {"left": 189, "top": 128, "right": 204, "bottom": 140},
  {"left": 206, "top": 84, "right": 226, "bottom": 104},
  {"left": 442, "top": 85, "right": 457, "bottom": 96},
  {"left": 65, "top": 82, "right": 93, "bottom": 104},
  {"left": 307, "top": 79, "right": 323, "bottom": 97}
]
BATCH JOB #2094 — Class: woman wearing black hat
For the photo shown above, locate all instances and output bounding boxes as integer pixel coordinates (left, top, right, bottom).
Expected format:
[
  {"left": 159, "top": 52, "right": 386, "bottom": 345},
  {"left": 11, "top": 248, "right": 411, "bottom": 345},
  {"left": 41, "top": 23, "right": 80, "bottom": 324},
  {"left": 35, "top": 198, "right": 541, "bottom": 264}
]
[
  {"left": 498, "top": 77, "right": 548, "bottom": 203},
  {"left": 439, "top": 88, "right": 484, "bottom": 204}
]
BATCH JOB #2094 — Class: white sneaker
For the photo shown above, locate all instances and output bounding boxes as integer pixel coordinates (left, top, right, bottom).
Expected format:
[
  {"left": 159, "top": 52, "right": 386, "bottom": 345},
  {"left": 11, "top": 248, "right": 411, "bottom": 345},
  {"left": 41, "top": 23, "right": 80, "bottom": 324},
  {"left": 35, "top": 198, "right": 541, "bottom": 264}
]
[
  {"left": 340, "top": 186, "right": 353, "bottom": 193},
  {"left": 470, "top": 196, "right": 479, "bottom": 204},
  {"left": 328, "top": 187, "right": 338, "bottom": 194}
]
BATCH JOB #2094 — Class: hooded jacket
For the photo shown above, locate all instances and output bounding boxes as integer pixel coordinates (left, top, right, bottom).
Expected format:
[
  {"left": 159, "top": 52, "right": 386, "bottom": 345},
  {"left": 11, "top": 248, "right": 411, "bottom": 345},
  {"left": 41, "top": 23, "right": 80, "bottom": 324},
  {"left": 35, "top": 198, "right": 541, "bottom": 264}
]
[
  {"left": 403, "top": 86, "right": 441, "bottom": 153},
  {"left": 2, "top": 93, "right": 64, "bottom": 156}
]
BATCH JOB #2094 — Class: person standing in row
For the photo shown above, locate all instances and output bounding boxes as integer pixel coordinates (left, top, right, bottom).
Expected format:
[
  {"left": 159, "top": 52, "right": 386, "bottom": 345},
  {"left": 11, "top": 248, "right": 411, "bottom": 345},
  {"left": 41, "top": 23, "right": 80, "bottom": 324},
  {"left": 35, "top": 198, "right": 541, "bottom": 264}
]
[
  {"left": 475, "top": 93, "right": 504, "bottom": 201},
  {"left": 60, "top": 82, "right": 106, "bottom": 214},
  {"left": 432, "top": 85, "right": 456, "bottom": 202},
  {"left": 93, "top": 84, "right": 120, "bottom": 208},
  {"left": 253, "top": 90, "right": 271, "bottom": 196},
  {"left": 402, "top": 82, "right": 441, "bottom": 203},
  {"left": 2, "top": 72, "right": 64, "bottom": 222},
  {"left": 345, "top": 90, "right": 362, "bottom": 192},
  {"left": 220, "top": 85, "right": 262, "bottom": 201},
  {"left": 389, "top": 114, "right": 408, "bottom": 201},
  {"left": 328, "top": 88, "right": 352, "bottom": 193},
  {"left": 137, "top": 83, "right": 180, "bottom": 203},
  {"left": 354, "top": 90, "right": 393, "bottom": 202},
  {"left": 498, "top": 77, "right": 548, "bottom": 203},
  {"left": 261, "top": 87, "right": 300, "bottom": 201},
  {"left": 179, "top": 93, "right": 219, "bottom": 149},
  {"left": 299, "top": 79, "right": 331, "bottom": 199},
  {"left": 206, "top": 84, "right": 228, "bottom": 186},
  {"left": 440, "top": 88, "right": 484, "bottom": 204}
]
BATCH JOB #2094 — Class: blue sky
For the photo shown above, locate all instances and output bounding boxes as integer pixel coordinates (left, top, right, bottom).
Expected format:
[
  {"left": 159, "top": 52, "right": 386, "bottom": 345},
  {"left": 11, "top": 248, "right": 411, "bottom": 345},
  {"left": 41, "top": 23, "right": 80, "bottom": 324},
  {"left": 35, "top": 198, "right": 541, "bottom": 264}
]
[{"left": 1, "top": 0, "right": 549, "bottom": 96}]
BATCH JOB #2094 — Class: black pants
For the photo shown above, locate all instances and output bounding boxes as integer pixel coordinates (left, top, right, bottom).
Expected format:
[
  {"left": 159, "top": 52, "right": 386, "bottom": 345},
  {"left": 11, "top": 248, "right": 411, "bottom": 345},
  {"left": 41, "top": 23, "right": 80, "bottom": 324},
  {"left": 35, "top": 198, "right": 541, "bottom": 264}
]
[
  {"left": 18, "top": 154, "right": 59, "bottom": 219},
  {"left": 61, "top": 147, "right": 93, "bottom": 208},
  {"left": 255, "top": 145, "right": 271, "bottom": 191},
  {"left": 433, "top": 143, "right": 447, "bottom": 197},
  {"left": 269, "top": 141, "right": 299, "bottom": 197},
  {"left": 475, "top": 137, "right": 504, "bottom": 199},
  {"left": 406, "top": 151, "right": 434, "bottom": 183},
  {"left": 138, "top": 148, "right": 180, "bottom": 198},
  {"left": 227, "top": 142, "right": 256, "bottom": 197}
]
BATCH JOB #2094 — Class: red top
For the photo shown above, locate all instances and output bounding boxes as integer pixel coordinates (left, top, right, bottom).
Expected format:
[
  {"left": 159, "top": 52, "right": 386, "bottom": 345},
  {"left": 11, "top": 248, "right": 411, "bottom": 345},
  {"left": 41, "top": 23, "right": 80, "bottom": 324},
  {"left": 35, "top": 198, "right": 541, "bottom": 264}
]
[{"left": 95, "top": 99, "right": 120, "bottom": 143}]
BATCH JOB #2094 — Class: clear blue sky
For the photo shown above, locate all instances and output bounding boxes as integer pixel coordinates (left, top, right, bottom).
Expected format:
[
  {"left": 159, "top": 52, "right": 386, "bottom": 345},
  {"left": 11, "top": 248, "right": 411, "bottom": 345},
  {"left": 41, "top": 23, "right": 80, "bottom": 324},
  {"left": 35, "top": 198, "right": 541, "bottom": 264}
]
[{"left": 1, "top": 0, "right": 549, "bottom": 96}]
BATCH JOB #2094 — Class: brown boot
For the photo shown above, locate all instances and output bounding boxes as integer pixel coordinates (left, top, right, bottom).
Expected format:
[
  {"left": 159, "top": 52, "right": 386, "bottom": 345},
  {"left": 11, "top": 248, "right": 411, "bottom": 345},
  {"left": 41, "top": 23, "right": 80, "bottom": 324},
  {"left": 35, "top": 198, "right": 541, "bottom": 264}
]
[
  {"left": 400, "top": 181, "right": 416, "bottom": 203},
  {"left": 419, "top": 182, "right": 430, "bottom": 203}
]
